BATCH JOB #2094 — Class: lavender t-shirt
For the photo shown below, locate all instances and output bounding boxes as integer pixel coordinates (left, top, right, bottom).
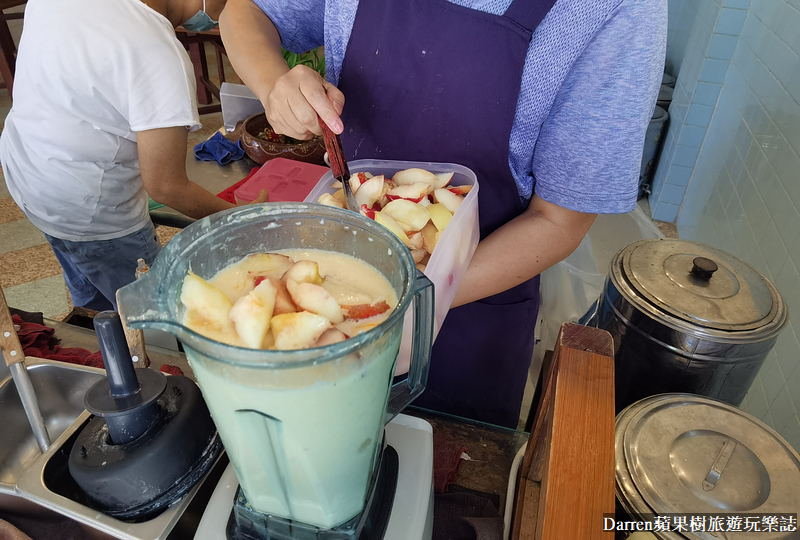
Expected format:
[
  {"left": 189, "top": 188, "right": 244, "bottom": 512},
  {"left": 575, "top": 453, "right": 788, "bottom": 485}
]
[{"left": 254, "top": 0, "right": 667, "bottom": 213}]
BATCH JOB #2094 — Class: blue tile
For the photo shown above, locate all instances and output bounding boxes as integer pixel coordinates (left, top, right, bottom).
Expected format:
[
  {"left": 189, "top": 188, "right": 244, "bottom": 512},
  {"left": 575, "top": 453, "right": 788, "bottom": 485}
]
[
  {"left": 708, "top": 33, "right": 739, "bottom": 60},
  {"left": 715, "top": 8, "right": 748, "bottom": 35},
  {"left": 661, "top": 183, "right": 688, "bottom": 205},
  {"left": 724, "top": 0, "right": 749, "bottom": 9},
  {"left": 653, "top": 202, "right": 680, "bottom": 223},
  {"left": 666, "top": 165, "right": 694, "bottom": 187},
  {"left": 687, "top": 103, "right": 715, "bottom": 127},
  {"left": 700, "top": 58, "right": 730, "bottom": 83},
  {"left": 693, "top": 82, "right": 723, "bottom": 106},
  {"left": 678, "top": 125, "right": 708, "bottom": 148},
  {"left": 673, "top": 144, "right": 702, "bottom": 168}
]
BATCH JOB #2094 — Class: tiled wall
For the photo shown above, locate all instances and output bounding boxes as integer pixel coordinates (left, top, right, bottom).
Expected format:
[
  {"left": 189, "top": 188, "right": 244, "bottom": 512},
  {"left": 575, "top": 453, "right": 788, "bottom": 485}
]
[
  {"left": 658, "top": 0, "right": 800, "bottom": 450},
  {"left": 650, "top": 0, "right": 746, "bottom": 222}
]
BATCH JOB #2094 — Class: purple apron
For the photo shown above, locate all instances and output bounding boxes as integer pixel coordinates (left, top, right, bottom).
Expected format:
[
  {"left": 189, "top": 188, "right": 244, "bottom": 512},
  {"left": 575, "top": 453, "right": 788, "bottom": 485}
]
[{"left": 338, "top": 0, "right": 556, "bottom": 428}]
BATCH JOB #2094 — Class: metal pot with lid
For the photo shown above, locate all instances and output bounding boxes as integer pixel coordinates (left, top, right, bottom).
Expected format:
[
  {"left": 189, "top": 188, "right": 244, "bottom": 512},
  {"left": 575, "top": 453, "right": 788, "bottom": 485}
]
[
  {"left": 595, "top": 239, "right": 788, "bottom": 412},
  {"left": 616, "top": 394, "right": 800, "bottom": 540}
]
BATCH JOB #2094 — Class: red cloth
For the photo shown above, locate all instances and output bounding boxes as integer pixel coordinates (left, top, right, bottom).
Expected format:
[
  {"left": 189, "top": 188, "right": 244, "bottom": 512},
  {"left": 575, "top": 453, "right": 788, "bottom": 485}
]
[
  {"left": 433, "top": 436, "right": 467, "bottom": 494},
  {"left": 217, "top": 167, "right": 261, "bottom": 203},
  {"left": 12, "top": 315, "right": 183, "bottom": 374},
  {"left": 159, "top": 364, "right": 184, "bottom": 376},
  {"left": 14, "top": 315, "right": 105, "bottom": 368}
]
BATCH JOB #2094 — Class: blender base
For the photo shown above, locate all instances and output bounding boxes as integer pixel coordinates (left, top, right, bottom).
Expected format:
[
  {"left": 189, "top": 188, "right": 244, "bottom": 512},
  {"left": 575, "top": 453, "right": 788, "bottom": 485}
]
[
  {"left": 225, "top": 445, "right": 398, "bottom": 540},
  {"left": 194, "top": 414, "right": 434, "bottom": 540}
]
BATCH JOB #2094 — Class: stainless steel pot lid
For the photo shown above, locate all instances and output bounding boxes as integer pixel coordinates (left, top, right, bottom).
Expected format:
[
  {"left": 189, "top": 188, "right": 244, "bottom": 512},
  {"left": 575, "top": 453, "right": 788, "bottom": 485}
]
[
  {"left": 621, "top": 394, "right": 800, "bottom": 539},
  {"left": 621, "top": 239, "right": 784, "bottom": 331}
]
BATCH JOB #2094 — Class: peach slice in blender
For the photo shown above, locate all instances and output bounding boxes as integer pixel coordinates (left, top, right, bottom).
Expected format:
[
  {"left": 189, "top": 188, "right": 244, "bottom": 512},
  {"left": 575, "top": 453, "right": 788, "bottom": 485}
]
[
  {"left": 315, "top": 328, "right": 348, "bottom": 347},
  {"left": 271, "top": 312, "right": 331, "bottom": 350},
  {"left": 229, "top": 278, "right": 278, "bottom": 348},
  {"left": 283, "top": 260, "right": 324, "bottom": 286},
  {"left": 241, "top": 253, "right": 294, "bottom": 281},
  {"left": 286, "top": 281, "right": 345, "bottom": 324},
  {"left": 181, "top": 273, "right": 238, "bottom": 344}
]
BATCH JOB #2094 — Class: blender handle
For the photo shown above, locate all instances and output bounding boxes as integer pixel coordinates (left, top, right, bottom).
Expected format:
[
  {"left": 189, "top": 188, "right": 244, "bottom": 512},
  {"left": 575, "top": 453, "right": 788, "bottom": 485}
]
[{"left": 385, "top": 271, "right": 434, "bottom": 424}]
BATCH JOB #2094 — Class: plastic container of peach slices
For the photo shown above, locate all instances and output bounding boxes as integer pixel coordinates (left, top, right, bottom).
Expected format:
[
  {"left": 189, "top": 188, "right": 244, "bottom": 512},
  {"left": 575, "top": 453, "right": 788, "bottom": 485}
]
[{"left": 305, "top": 159, "right": 480, "bottom": 376}]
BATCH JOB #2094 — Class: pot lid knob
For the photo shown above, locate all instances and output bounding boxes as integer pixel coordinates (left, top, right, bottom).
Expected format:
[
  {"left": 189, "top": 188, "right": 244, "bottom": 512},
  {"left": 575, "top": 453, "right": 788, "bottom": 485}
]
[{"left": 691, "top": 257, "right": 718, "bottom": 281}]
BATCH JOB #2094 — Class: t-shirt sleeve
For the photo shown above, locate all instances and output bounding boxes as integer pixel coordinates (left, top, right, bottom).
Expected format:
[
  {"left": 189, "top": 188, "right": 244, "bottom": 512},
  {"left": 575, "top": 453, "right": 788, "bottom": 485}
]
[
  {"left": 127, "top": 36, "right": 201, "bottom": 133},
  {"left": 532, "top": 0, "right": 667, "bottom": 214},
  {"left": 252, "top": 0, "right": 325, "bottom": 54}
]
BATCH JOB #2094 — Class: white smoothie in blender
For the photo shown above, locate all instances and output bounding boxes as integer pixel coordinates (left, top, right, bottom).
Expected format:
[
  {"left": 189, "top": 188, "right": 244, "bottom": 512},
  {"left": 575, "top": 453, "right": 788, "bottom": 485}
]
[{"left": 182, "top": 249, "right": 402, "bottom": 529}]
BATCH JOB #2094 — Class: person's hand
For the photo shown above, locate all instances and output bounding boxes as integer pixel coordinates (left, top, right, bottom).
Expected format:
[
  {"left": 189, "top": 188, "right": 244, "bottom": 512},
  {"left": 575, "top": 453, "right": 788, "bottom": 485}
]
[{"left": 265, "top": 65, "right": 345, "bottom": 140}]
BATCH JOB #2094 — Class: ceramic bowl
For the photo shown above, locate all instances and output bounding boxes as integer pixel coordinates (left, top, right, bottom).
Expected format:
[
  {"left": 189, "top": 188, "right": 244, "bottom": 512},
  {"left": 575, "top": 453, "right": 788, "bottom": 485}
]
[{"left": 240, "top": 113, "right": 327, "bottom": 166}]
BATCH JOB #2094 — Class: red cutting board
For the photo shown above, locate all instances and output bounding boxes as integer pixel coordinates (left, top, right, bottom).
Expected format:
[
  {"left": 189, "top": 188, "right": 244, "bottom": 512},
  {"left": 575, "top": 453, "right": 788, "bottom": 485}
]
[{"left": 234, "top": 158, "right": 329, "bottom": 203}]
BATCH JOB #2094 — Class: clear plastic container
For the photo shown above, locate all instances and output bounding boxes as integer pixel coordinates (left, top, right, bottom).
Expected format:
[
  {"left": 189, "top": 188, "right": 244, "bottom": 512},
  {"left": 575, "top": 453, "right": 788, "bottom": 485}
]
[{"left": 305, "top": 159, "right": 480, "bottom": 375}]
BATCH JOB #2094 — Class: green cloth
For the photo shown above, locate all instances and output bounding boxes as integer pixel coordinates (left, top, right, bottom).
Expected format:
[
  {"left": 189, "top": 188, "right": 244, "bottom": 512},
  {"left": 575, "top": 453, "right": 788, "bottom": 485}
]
[{"left": 148, "top": 198, "right": 165, "bottom": 211}]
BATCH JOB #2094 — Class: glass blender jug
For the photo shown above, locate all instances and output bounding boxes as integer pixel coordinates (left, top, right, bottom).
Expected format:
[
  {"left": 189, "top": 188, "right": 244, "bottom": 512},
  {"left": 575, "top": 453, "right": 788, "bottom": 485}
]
[{"left": 117, "top": 203, "right": 434, "bottom": 532}]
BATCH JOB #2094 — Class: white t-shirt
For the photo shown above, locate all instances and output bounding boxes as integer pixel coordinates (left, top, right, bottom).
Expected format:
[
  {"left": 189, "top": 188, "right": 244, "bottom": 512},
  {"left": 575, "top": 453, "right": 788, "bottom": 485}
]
[{"left": 0, "top": 0, "right": 201, "bottom": 241}]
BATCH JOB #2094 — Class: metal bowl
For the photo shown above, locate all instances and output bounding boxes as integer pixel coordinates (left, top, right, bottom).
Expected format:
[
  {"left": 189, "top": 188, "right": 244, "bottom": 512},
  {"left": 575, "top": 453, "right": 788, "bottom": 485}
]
[{"left": 240, "top": 113, "right": 326, "bottom": 166}]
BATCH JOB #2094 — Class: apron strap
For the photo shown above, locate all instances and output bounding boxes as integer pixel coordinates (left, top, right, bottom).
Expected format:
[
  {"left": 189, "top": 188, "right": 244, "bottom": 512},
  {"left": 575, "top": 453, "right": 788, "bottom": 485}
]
[{"left": 503, "top": 0, "right": 558, "bottom": 34}]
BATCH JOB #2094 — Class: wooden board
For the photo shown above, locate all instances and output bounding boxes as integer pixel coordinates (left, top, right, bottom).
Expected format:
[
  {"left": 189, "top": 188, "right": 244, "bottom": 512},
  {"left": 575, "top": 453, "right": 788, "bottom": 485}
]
[{"left": 512, "top": 323, "right": 616, "bottom": 540}]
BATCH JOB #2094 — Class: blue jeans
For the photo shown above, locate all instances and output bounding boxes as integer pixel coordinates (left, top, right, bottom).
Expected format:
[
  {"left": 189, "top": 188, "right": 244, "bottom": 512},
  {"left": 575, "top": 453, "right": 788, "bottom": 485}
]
[{"left": 45, "top": 221, "right": 162, "bottom": 312}]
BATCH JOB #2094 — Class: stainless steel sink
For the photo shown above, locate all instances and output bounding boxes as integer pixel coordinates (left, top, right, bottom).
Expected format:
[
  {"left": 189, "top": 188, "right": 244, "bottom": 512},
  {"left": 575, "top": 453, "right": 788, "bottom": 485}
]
[
  {"left": 0, "top": 357, "right": 226, "bottom": 540},
  {"left": 0, "top": 360, "right": 104, "bottom": 491}
]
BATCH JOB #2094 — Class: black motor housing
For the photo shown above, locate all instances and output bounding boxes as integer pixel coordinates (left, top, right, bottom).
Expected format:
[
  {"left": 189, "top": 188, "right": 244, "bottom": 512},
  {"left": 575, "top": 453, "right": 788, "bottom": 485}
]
[{"left": 67, "top": 312, "right": 222, "bottom": 521}]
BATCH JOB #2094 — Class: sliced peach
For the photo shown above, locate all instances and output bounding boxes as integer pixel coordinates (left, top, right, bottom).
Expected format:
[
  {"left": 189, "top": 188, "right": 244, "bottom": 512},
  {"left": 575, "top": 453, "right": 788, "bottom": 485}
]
[
  {"left": 416, "top": 263, "right": 427, "bottom": 273},
  {"left": 421, "top": 221, "right": 438, "bottom": 254},
  {"left": 181, "top": 273, "right": 236, "bottom": 340},
  {"left": 433, "top": 188, "right": 463, "bottom": 213},
  {"left": 269, "top": 277, "right": 298, "bottom": 315},
  {"left": 410, "top": 249, "right": 426, "bottom": 263},
  {"left": 433, "top": 172, "right": 454, "bottom": 189},
  {"left": 343, "top": 301, "right": 391, "bottom": 320},
  {"left": 427, "top": 203, "right": 453, "bottom": 232},
  {"left": 386, "top": 183, "right": 431, "bottom": 203},
  {"left": 229, "top": 278, "right": 278, "bottom": 348},
  {"left": 382, "top": 199, "right": 431, "bottom": 231},
  {"left": 239, "top": 253, "right": 294, "bottom": 282},
  {"left": 315, "top": 328, "right": 348, "bottom": 347},
  {"left": 393, "top": 168, "right": 439, "bottom": 186},
  {"left": 407, "top": 231, "right": 424, "bottom": 250},
  {"left": 448, "top": 185, "right": 472, "bottom": 196},
  {"left": 374, "top": 211, "right": 410, "bottom": 245},
  {"left": 332, "top": 189, "right": 346, "bottom": 203},
  {"left": 319, "top": 193, "right": 345, "bottom": 209},
  {"left": 286, "top": 281, "right": 344, "bottom": 324},
  {"left": 330, "top": 180, "right": 343, "bottom": 189},
  {"left": 418, "top": 197, "right": 432, "bottom": 207},
  {"left": 271, "top": 312, "right": 331, "bottom": 350},
  {"left": 284, "top": 260, "right": 324, "bottom": 285},
  {"left": 355, "top": 174, "right": 385, "bottom": 209}
]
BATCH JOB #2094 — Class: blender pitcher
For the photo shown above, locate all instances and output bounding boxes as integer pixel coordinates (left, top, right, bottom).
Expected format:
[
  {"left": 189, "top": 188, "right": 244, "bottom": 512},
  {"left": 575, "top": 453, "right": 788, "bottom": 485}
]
[{"left": 117, "top": 203, "right": 434, "bottom": 531}]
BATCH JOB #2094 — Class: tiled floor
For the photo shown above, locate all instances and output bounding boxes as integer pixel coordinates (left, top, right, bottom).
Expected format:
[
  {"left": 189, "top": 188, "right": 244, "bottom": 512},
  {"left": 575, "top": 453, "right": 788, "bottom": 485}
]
[{"left": 0, "top": 44, "right": 240, "bottom": 318}]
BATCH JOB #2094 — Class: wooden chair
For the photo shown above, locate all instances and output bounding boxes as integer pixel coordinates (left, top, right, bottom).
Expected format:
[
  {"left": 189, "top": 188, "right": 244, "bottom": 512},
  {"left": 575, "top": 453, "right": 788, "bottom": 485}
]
[
  {"left": 510, "top": 323, "right": 616, "bottom": 539},
  {"left": 175, "top": 27, "right": 227, "bottom": 115},
  {"left": 0, "top": 0, "right": 25, "bottom": 98}
]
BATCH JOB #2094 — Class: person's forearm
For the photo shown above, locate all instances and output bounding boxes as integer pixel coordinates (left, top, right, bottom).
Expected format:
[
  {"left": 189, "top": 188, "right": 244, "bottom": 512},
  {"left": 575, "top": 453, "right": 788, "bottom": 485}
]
[
  {"left": 151, "top": 180, "right": 234, "bottom": 219},
  {"left": 219, "top": 0, "right": 289, "bottom": 103},
  {"left": 452, "top": 197, "right": 596, "bottom": 307}
]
